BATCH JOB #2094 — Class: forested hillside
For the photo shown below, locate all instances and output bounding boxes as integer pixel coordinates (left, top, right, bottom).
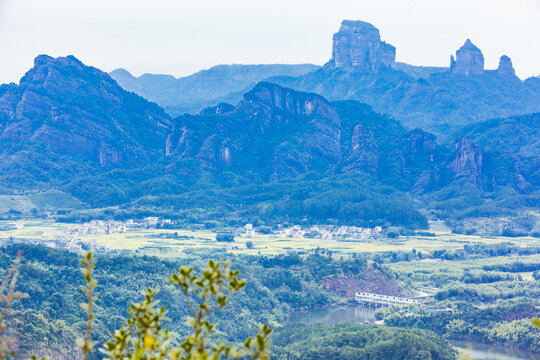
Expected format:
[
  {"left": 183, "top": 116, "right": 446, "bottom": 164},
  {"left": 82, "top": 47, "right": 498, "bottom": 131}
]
[
  {"left": 0, "top": 56, "right": 538, "bottom": 234},
  {"left": 0, "top": 244, "right": 450, "bottom": 359}
]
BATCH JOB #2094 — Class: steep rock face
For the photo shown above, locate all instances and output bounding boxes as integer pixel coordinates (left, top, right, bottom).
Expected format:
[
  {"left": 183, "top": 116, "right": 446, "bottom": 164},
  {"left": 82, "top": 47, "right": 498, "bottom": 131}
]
[
  {"left": 327, "top": 20, "right": 395, "bottom": 72},
  {"left": 497, "top": 55, "right": 515, "bottom": 76},
  {"left": 399, "top": 130, "right": 440, "bottom": 186},
  {"left": 0, "top": 55, "right": 172, "bottom": 171},
  {"left": 450, "top": 39, "right": 484, "bottom": 75},
  {"left": 456, "top": 113, "right": 539, "bottom": 192},
  {"left": 514, "top": 173, "right": 530, "bottom": 194},
  {"left": 194, "top": 135, "right": 233, "bottom": 170},
  {"left": 402, "top": 130, "right": 438, "bottom": 165},
  {"left": 272, "top": 24, "right": 540, "bottom": 136},
  {"left": 379, "top": 129, "right": 444, "bottom": 190},
  {"left": 342, "top": 123, "right": 378, "bottom": 175},
  {"left": 171, "top": 82, "right": 341, "bottom": 180},
  {"left": 447, "top": 137, "right": 483, "bottom": 184},
  {"left": 241, "top": 83, "right": 342, "bottom": 179},
  {"left": 403, "top": 131, "right": 445, "bottom": 194}
]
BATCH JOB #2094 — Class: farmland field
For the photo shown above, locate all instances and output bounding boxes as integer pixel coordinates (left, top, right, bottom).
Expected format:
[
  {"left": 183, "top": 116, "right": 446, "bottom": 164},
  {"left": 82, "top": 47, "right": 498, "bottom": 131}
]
[{"left": 0, "top": 219, "right": 537, "bottom": 257}]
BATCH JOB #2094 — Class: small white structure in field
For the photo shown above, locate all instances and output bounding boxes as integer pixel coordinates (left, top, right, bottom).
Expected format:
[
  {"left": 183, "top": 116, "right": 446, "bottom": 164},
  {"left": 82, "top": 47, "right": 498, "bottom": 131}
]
[
  {"left": 243, "top": 224, "right": 255, "bottom": 237},
  {"left": 144, "top": 217, "right": 159, "bottom": 226}
]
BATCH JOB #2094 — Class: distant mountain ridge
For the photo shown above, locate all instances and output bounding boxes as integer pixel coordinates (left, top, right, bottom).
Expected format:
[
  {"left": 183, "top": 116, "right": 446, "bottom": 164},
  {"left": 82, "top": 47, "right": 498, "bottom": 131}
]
[
  {"left": 271, "top": 65, "right": 540, "bottom": 138},
  {"left": 0, "top": 55, "right": 172, "bottom": 187},
  {"left": 392, "top": 62, "right": 447, "bottom": 79},
  {"left": 271, "top": 21, "right": 540, "bottom": 137},
  {"left": 107, "top": 20, "right": 540, "bottom": 139},
  {"left": 110, "top": 64, "right": 320, "bottom": 116},
  {"left": 0, "top": 55, "right": 538, "bottom": 234}
]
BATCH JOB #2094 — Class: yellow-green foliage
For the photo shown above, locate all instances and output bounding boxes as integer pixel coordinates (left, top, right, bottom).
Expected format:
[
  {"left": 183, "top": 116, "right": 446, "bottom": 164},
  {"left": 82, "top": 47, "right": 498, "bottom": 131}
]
[{"left": 101, "top": 257, "right": 272, "bottom": 359}]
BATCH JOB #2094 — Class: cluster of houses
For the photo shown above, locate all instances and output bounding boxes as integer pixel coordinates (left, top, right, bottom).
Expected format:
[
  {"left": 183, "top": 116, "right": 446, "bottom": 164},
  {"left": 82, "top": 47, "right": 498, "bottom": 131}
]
[
  {"left": 2, "top": 217, "right": 388, "bottom": 253},
  {"left": 63, "top": 220, "right": 127, "bottom": 236},
  {"left": 270, "top": 225, "right": 382, "bottom": 240},
  {"left": 55, "top": 217, "right": 174, "bottom": 251},
  {"left": 2, "top": 217, "right": 176, "bottom": 253},
  {"left": 234, "top": 224, "right": 383, "bottom": 240},
  {"left": 62, "top": 217, "right": 173, "bottom": 237}
]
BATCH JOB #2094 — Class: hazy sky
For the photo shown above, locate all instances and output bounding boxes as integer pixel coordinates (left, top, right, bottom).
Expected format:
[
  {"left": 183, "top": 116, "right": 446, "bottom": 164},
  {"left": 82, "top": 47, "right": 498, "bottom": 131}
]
[{"left": 0, "top": 0, "right": 538, "bottom": 83}]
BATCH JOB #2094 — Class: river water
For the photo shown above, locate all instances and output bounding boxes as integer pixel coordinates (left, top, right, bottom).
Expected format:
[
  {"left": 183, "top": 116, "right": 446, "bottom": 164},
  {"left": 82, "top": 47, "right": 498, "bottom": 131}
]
[
  {"left": 288, "top": 304, "right": 376, "bottom": 324},
  {"left": 288, "top": 305, "right": 537, "bottom": 360}
]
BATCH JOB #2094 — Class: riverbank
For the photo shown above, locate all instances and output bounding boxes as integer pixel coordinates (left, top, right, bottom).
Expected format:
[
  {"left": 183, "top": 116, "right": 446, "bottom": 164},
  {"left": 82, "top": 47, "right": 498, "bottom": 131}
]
[{"left": 288, "top": 304, "right": 538, "bottom": 360}]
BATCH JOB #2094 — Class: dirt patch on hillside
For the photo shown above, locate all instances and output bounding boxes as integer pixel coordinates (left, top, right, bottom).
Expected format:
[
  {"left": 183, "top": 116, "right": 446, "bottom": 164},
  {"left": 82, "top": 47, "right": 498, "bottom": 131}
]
[{"left": 323, "top": 271, "right": 410, "bottom": 297}]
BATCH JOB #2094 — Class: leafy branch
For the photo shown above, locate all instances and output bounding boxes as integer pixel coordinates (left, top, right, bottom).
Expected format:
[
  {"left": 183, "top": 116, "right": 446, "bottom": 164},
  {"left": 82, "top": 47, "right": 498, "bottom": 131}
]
[{"left": 103, "top": 259, "right": 272, "bottom": 359}]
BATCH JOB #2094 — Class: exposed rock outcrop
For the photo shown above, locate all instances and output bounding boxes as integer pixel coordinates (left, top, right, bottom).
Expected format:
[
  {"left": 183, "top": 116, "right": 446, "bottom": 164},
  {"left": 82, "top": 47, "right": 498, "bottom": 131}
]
[
  {"left": 497, "top": 55, "right": 515, "bottom": 76},
  {"left": 514, "top": 173, "right": 530, "bottom": 194},
  {"left": 403, "top": 130, "right": 438, "bottom": 165},
  {"left": 242, "top": 83, "right": 342, "bottom": 179},
  {"left": 0, "top": 55, "right": 172, "bottom": 170},
  {"left": 447, "top": 137, "right": 483, "bottom": 184},
  {"left": 171, "top": 82, "right": 342, "bottom": 180},
  {"left": 274, "top": 26, "right": 540, "bottom": 136},
  {"left": 327, "top": 20, "right": 395, "bottom": 72},
  {"left": 194, "top": 135, "right": 233, "bottom": 170},
  {"left": 342, "top": 123, "right": 378, "bottom": 175},
  {"left": 450, "top": 39, "right": 484, "bottom": 75}
]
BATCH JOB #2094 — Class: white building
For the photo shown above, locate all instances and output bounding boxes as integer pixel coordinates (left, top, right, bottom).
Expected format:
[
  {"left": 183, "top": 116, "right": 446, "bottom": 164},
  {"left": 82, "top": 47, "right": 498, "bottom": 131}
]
[{"left": 144, "top": 217, "right": 159, "bottom": 226}]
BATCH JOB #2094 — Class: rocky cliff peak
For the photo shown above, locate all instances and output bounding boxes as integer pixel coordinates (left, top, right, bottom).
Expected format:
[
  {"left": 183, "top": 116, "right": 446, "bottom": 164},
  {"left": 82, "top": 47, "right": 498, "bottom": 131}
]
[
  {"left": 404, "top": 130, "right": 438, "bottom": 164},
  {"left": 242, "top": 82, "right": 337, "bottom": 120},
  {"left": 171, "top": 82, "right": 342, "bottom": 179},
  {"left": 0, "top": 55, "right": 172, "bottom": 170},
  {"left": 497, "top": 55, "right": 516, "bottom": 76},
  {"left": 450, "top": 39, "right": 484, "bottom": 75},
  {"left": 327, "top": 20, "right": 396, "bottom": 72},
  {"left": 20, "top": 55, "right": 116, "bottom": 94}
]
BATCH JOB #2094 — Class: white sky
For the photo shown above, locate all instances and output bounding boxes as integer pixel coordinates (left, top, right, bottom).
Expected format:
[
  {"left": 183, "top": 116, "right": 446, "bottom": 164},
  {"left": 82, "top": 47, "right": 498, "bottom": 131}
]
[{"left": 0, "top": 0, "right": 538, "bottom": 83}]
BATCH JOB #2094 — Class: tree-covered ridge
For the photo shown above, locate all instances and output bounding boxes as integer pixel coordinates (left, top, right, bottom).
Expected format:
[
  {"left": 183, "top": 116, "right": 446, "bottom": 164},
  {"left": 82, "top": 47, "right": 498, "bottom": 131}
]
[
  {"left": 456, "top": 113, "right": 540, "bottom": 157},
  {"left": 271, "top": 323, "right": 456, "bottom": 360},
  {"left": 385, "top": 302, "right": 540, "bottom": 354}
]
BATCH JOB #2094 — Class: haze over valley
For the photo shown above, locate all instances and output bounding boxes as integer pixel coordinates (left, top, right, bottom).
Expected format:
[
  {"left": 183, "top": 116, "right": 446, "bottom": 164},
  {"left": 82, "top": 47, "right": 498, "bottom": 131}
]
[{"left": 0, "top": 4, "right": 539, "bottom": 360}]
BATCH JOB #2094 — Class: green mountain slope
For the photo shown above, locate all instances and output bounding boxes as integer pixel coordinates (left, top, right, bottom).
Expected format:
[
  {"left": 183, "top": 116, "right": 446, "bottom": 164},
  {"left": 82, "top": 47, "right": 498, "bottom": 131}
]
[
  {"left": 0, "top": 56, "right": 538, "bottom": 233},
  {"left": 0, "top": 55, "right": 173, "bottom": 188}
]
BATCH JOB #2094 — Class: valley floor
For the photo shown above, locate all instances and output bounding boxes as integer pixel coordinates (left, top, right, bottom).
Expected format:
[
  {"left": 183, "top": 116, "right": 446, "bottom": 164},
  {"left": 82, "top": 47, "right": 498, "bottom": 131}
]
[{"left": 0, "top": 220, "right": 537, "bottom": 257}]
